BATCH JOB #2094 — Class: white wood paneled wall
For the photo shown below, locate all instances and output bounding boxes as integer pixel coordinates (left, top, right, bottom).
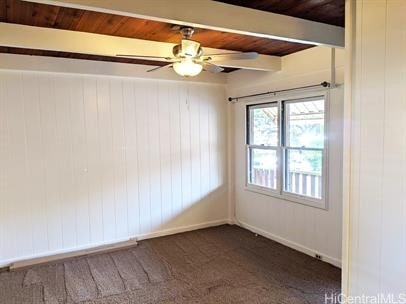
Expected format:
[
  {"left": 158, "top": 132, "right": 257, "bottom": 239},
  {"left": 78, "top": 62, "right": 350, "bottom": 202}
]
[
  {"left": 348, "top": 0, "right": 406, "bottom": 297},
  {"left": 0, "top": 71, "right": 228, "bottom": 266},
  {"left": 227, "top": 47, "right": 344, "bottom": 267},
  {"left": 231, "top": 87, "right": 343, "bottom": 267}
]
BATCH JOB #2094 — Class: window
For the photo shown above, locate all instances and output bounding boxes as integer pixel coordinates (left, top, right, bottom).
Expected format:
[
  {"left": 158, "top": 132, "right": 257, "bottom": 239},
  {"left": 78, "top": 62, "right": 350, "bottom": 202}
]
[{"left": 247, "top": 95, "right": 327, "bottom": 208}]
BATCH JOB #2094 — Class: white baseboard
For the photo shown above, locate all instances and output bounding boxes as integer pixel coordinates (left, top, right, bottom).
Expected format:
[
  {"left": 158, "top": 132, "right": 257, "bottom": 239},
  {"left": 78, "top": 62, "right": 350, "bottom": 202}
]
[
  {"left": 236, "top": 220, "right": 342, "bottom": 268},
  {"left": 136, "top": 219, "right": 230, "bottom": 241},
  {"left": 10, "top": 238, "right": 139, "bottom": 271},
  {"left": 1, "top": 219, "right": 230, "bottom": 269},
  {"left": 2, "top": 236, "right": 137, "bottom": 269},
  {"left": 3, "top": 218, "right": 339, "bottom": 270}
]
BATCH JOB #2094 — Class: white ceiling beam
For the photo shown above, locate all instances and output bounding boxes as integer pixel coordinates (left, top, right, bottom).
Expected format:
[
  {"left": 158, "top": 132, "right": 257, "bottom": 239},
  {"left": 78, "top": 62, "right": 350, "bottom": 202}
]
[
  {"left": 0, "top": 53, "right": 227, "bottom": 84},
  {"left": 24, "top": 0, "right": 344, "bottom": 47},
  {"left": 0, "top": 23, "right": 281, "bottom": 71}
]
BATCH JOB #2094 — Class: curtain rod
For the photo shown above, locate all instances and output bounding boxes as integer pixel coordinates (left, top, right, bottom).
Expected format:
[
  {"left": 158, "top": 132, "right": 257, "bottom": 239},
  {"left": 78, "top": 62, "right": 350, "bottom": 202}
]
[{"left": 228, "top": 81, "right": 330, "bottom": 102}]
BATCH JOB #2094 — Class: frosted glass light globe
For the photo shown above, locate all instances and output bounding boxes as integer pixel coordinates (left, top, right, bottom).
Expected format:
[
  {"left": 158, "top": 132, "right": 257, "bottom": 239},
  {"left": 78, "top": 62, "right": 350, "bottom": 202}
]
[{"left": 173, "top": 59, "right": 203, "bottom": 77}]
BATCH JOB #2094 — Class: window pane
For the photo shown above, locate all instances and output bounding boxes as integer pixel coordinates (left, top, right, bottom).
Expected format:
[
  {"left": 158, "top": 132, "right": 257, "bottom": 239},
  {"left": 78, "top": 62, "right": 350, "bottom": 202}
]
[
  {"left": 249, "top": 148, "right": 278, "bottom": 189},
  {"left": 249, "top": 105, "right": 278, "bottom": 146},
  {"left": 284, "top": 149, "right": 322, "bottom": 199},
  {"left": 285, "top": 98, "right": 324, "bottom": 148}
]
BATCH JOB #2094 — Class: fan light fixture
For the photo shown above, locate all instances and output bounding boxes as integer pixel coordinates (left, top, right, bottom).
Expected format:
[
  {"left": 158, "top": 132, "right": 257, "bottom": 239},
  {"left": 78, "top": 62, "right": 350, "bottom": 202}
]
[
  {"left": 116, "top": 26, "right": 258, "bottom": 77},
  {"left": 173, "top": 59, "right": 203, "bottom": 77}
]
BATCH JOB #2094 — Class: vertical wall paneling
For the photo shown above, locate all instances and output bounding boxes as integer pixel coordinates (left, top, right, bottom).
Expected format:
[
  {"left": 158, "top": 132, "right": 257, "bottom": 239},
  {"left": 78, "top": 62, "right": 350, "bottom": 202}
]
[
  {"left": 358, "top": 0, "right": 385, "bottom": 295},
  {"left": 55, "top": 76, "right": 77, "bottom": 248},
  {"left": 122, "top": 79, "right": 140, "bottom": 237},
  {"left": 150, "top": 80, "right": 159, "bottom": 229},
  {"left": 200, "top": 87, "right": 210, "bottom": 208},
  {"left": 134, "top": 80, "right": 151, "bottom": 235},
  {"left": 190, "top": 84, "right": 202, "bottom": 209},
  {"left": 4, "top": 73, "right": 26, "bottom": 257},
  {"left": 403, "top": 1, "right": 406, "bottom": 294},
  {"left": 96, "top": 78, "right": 116, "bottom": 242},
  {"left": 348, "top": 0, "right": 406, "bottom": 297},
  {"left": 348, "top": 0, "right": 363, "bottom": 293},
  {"left": 230, "top": 84, "right": 344, "bottom": 266},
  {"left": 180, "top": 83, "right": 192, "bottom": 213},
  {"left": 70, "top": 76, "right": 91, "bottom": 246},
  {"left": 0, "top": 71, "right": 228, "bottom": 265},
  {"left": 109, "top": 79, "right": 128, "bottom": 239},
  {"left": 20, "top": 74, "right": 39, "bottom": 255},
  {"left": 83, "top": 77, "right": 104, "bottom": 244},
  {"left": 380, "top": 0, "right": 405, "bottom": 294},
  {"left": 0, "top": 74, "right": 5, "bottom": 258},
  {"left": 0, "top": 74, "right": 4, "bottom": 258},
  {"left": 227, "top": 46, "right": 345, "bottom": 266},
  {"left": 169, "top": 83, "right": 183, "bottom": 221},
  {"left": 38, "top": 75, "right": 63, "bottom": 252},
  {"left": 158, "top": 81, "right": 173, "bottom": 226}
]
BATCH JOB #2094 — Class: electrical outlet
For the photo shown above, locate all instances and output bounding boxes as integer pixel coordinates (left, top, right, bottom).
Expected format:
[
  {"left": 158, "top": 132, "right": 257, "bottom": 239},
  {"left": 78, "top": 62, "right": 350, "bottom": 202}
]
[{"left": 315, "top": 254, "right": 323, "bottom": 260}]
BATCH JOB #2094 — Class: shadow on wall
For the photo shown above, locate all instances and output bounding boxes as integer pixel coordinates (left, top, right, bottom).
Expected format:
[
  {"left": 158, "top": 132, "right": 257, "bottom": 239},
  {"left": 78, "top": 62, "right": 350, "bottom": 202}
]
[{"left": 144, "top": 185, "right": 228, "bottom": 236}]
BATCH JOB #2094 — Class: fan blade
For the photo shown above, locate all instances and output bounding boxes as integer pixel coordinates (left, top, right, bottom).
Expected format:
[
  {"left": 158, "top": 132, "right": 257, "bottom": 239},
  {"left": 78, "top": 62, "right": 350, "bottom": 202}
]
[
  {"left": 203, "top": 52, "right": 258, "bottom": 61},
  {"left": 116, "top": 54, "right": 173, "bottom": 61},
  {"left": 201, "top": 62, "right": 224, "bottom": 74},
  {"left": 147, "top": 63, "right": 173, "bottom": 73}
]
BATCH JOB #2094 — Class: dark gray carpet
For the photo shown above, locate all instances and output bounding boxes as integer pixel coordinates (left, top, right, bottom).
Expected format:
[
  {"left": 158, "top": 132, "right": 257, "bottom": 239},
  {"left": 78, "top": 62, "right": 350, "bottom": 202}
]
[{"left": 0, "top": 225, "right": 341, "bottom": 303}]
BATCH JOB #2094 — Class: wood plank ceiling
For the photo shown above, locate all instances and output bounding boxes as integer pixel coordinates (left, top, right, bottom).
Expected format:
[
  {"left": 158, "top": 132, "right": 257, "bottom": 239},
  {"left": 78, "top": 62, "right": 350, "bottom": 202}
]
[{"left": 0, "top": 0, "right": 344, "bottom": 70}]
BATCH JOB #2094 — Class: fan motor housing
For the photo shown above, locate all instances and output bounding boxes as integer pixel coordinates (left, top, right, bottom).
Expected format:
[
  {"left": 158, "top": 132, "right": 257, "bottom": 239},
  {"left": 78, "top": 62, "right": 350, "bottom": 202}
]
[{"left": 172, "top": 43, "right": 203, "bottom": 58}]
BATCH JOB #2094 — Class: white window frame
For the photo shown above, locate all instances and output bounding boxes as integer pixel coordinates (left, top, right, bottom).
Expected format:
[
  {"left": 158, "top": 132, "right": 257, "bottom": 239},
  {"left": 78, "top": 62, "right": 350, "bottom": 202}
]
[{"left": 245, "top": 90, "right": 329, "bottom": 209}]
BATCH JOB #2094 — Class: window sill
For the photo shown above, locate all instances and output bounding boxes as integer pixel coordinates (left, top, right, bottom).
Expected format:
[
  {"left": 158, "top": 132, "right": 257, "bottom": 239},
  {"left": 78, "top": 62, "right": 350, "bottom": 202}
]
[{"left": 244, "top": 185, "right": 327, "bottom": 210}]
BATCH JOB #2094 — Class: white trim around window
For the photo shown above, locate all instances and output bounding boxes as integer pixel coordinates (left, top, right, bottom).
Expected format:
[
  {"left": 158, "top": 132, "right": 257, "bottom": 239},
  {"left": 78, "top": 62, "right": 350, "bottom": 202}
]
[{"left": 245, "top": 90, "right": 329, "bottom": 210}]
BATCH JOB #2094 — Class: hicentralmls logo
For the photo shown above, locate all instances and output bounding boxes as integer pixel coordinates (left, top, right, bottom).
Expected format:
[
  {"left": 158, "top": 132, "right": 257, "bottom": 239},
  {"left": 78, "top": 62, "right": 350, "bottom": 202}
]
[{"left": 325, "top": 293, "right": 406, "bottom": 304}]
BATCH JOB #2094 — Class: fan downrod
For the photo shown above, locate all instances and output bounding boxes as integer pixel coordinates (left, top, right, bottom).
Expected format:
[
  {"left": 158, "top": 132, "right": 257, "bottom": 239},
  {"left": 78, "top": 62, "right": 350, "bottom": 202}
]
[{"left": 180, "top": 27, "right": 195, "bottom": 39}]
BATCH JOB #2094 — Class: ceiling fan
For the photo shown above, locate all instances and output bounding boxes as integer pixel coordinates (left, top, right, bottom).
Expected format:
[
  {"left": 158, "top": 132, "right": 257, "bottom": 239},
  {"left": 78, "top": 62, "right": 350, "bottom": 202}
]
[{"left": 117, "top": 27, "right": 258, "bottom": 77}]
